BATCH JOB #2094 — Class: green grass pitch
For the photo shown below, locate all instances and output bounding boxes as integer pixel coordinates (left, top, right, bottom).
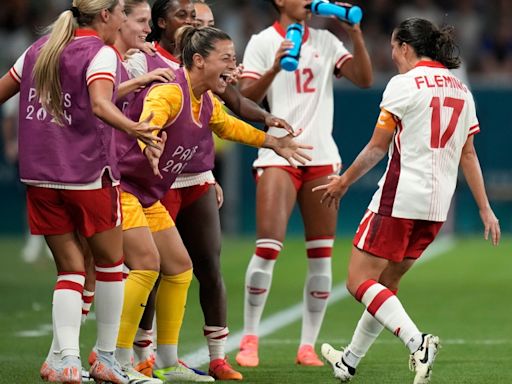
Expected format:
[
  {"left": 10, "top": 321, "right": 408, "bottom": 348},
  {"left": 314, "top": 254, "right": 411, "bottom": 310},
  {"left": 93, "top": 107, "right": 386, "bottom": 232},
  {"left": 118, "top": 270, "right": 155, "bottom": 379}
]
[{"left": 0, "top": 235, "right": 510, "bottom": 383}]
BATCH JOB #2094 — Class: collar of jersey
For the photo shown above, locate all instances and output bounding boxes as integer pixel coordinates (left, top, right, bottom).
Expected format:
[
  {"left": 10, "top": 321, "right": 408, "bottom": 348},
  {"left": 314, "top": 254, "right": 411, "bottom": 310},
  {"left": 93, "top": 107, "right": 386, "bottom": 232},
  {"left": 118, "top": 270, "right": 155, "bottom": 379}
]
[
  {"left": 414, "top": 60, "right": 446, "bottom": 69},
  {"left": 272, "top": 21, "right": 310, "bottom": 44},
  {"left": 155, "top": 42, "right": 181, "bottom": 64}
]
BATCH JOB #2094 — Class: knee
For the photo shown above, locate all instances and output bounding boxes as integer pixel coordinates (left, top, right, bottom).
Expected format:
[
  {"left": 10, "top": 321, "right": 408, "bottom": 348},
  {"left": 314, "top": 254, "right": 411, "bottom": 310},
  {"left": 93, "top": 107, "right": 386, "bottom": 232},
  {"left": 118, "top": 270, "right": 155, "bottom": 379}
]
[{"left": 126, "top": 249, "right": 160, "bottom": 272}]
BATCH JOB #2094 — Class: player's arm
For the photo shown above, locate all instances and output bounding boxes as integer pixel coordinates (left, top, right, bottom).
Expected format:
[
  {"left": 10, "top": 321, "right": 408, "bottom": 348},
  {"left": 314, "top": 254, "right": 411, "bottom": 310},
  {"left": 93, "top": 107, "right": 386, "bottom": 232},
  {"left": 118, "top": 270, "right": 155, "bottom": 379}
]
[
  {"left": 335, "top": 24, "right": 372, "bottom": 88},
  {"left": 239, "top": 40, "right": 294, "bottom": 104},
  {"left": 218, "top": 85, "right": 294, "bottom": 134},
  {"left": 117, "top": 68, "right": 175, "bottom": 99},
  {"left": 313, "top": 108, "right": 395, "bottom": 209},
  {"left": 459, "top": 135, "right": 500, "bottom": 245},
  {"left": 209, "top": 98, "right": 311, "bottom": 167},
  {"left": 0, "top": 72, "right": 20, "bottom": 104}
]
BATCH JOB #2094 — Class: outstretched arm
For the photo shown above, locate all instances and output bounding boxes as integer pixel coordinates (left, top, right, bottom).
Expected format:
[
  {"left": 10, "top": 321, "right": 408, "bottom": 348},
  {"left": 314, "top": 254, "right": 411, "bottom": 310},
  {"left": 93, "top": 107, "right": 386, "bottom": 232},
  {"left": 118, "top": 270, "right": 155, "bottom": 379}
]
[
  {"left": 460, "top": 135, "right": 500, "bottom": 245},
  {"left": 313, "top": 109, "right": 395, "bottom": 209},
  {"left": 219, "top": 84, "right": 294, "bottom": 135}
]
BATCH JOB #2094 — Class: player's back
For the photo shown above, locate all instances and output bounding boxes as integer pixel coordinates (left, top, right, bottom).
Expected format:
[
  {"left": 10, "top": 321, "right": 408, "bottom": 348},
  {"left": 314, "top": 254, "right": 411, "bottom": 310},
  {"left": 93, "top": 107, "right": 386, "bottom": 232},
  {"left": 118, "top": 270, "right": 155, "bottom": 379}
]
[{"left": 370, "top": 61, "right": 479, "bottom": 221}]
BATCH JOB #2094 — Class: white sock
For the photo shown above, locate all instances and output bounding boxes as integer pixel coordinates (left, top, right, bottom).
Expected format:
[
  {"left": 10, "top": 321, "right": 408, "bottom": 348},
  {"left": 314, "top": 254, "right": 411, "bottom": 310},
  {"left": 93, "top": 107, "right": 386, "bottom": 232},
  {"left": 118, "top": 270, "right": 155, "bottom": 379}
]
[
  {"left": 95, "top": 260, "right": 124, "bottom": 353},
  {"left": 300, "top": 238, "right": 333, "bottom": 346},
  {"left": 53, "top": 273, "right": 85, "bottom": 358},
  {"left": 243, "top": 239, "right": 282, "bottom": 335},
  {"left": 356, "top": 280, "right": 422, "bottom": 353},
  {"left": 81, "top": 289, "right": 95, "bottom": 324},
  {"left": 115, "top": 347, "right": 133, "bottom": 367},
  {"left": 344, "top": 310, "right": 384, "bottom": 368},
  {"left": 155, "top": 344, "right": 178, "bottom": 368},
  {"left": 204, "top": 325, "right": 229, "bottom": 361}
]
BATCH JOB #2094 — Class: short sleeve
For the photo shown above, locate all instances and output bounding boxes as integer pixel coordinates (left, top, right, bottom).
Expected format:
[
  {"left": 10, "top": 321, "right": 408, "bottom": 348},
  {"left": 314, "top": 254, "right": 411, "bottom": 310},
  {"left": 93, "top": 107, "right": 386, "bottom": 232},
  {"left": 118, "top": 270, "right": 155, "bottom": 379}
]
[
  {"left": 86, "top": 46, "right": 118, "bottom": 86},
  {"left": 379, "top": 75, "right": 411, "bottom": 120},
  {"left": 241, "top": 34, "right": 268, "bottom": 81},
  {"left": 323, "top": 31, "right": 353, "bottom": 74},
  {"left": 466, "top": 91, "right": 480, "bottom": 136},
  {"left": 8, "top": 48, "right": 29, "bottom": 83},
  {"left": 125, "top": 51, "right": 149, "bottom": 78}
]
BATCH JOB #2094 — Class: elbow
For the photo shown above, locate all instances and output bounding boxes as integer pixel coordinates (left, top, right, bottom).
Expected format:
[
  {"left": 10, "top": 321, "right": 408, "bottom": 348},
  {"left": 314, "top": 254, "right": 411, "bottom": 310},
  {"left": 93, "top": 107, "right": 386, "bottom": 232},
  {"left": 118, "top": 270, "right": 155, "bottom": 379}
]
[
  {"left": 356, "top": 73, "right": 373, "bottom": 89},
  {"left": 91, "top": 102, "right": 104, "bottom": 119}
]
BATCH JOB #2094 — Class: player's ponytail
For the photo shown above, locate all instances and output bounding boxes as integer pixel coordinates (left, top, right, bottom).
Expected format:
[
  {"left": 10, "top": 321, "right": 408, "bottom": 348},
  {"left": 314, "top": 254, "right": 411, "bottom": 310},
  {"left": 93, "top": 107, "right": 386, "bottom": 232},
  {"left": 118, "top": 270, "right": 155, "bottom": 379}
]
[
  {"left": 176, "top": 25, "right": 231, "bottom": 69},
  {"left": 33, "top": 0, "right": 119, "bottom": 125},
  {"left": 393, "top": 18, "right": 461, "bottom": 69}
]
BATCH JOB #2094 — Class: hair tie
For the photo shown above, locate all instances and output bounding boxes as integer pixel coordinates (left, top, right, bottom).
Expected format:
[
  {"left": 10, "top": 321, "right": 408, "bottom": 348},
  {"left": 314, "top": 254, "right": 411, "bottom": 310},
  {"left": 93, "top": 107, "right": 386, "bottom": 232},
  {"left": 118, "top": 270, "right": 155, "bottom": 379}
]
[{"left": 69, "top": 6, "right": 80, "bottom": 18}]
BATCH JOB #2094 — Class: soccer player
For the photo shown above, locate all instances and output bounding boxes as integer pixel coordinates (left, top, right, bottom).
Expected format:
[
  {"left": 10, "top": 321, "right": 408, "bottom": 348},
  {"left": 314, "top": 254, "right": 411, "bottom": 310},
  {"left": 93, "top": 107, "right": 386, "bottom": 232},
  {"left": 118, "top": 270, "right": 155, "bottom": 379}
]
[
  {"left": 0, "top": 0, "right": 161, "bottom": 382},
  {"left": 315, "top": 18, "right": 501, "bottom": 384},
  {"left": 193, "top": 0, "right": 214, "bottom": 27},
  {"left": 236, "top": 0, "right": 372, "bottom": 367},
  {"left": 113, "top": 24, "right": 312, "bottom": 383},
  {"left": 125, "top": 0, "right": 298, "bottom": 380}
]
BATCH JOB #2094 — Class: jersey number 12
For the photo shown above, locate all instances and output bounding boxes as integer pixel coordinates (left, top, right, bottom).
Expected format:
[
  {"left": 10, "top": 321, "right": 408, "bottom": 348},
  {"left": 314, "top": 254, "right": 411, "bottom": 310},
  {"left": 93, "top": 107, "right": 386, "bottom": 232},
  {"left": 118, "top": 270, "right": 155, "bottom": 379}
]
[{"left": 429, "top": 96, "right": 465, "bottom": 149}]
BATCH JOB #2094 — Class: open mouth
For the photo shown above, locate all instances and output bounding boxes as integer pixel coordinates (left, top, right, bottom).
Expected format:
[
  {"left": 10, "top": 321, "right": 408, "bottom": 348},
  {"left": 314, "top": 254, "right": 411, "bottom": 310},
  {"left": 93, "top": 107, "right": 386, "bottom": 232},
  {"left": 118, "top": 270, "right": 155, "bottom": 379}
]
[{"left": 219, "top": 73, "right": 230, "bottom": 86}]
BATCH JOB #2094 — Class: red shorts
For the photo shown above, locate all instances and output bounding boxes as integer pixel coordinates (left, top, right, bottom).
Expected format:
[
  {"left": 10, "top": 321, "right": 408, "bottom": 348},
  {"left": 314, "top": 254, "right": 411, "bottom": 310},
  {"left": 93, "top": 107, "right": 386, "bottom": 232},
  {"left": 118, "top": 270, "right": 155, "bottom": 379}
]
[
  {"left": 26, "top": 185, "right": 121, "bottom": 237},
  {"left": 255, "top": 164, "right": 340, "bottom": 191},
  {"left": 353, "top": 210, "right": 443, "bottom": 262},
  {"left": 160, "top": 183, "right": 213, "bottom": 221}
]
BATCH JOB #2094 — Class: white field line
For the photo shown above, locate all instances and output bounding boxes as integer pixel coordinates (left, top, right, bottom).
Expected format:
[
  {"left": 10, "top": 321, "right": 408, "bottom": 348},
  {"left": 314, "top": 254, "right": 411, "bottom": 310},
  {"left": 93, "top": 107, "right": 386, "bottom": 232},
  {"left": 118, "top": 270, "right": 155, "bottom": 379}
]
[
  {"left": 262, "top": 338, "right": 512, "bottom": 346},
  {"left": 181, "top": 236, "right": 456, "bottom": 367}
]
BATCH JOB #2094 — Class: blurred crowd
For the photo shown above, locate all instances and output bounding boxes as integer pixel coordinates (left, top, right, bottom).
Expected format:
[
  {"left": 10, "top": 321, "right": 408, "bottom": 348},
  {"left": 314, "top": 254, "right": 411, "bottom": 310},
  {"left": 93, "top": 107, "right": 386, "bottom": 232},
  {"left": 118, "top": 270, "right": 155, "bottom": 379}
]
[{"left": 1, "top": 0, "right": 511, "bottom": 85}]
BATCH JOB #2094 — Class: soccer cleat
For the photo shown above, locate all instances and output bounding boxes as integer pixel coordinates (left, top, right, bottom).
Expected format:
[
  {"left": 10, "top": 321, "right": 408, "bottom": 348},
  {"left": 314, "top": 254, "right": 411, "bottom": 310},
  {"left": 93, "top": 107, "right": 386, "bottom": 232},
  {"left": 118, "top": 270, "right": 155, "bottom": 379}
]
[
  {"left": 122, "top": 365, "right": 163, "bottom": 383},
  {"left": 409, "top": 334, "right": 440, "bottom": 384},
  {"left": 321, "top": 343, "right": 356, "bottom": 382},
  {"left": 88, "top": 347, "right": 98, "bottom": 367},
  {"left": 179, "top": 360, "right": 209, "bottom": 376},
  {"left": 41, "top": 355, "right": 82, "bottom": 384},
  {"left": 153, "top": 365, "right": 215, "bottom": 382},
  {"left": 209, "top": 357, "right": 243, "bottom": 380},
  {"left": 134, "top": 357, "right": 155, "bottom": 378},
  {"left": 90, "top": 352, "right": 129, "bottom": 384},
  {"left": 235, "top": 334, "right": 259, "bottom": 367},
  {"left": 82, "top": 367, "right": 94, "bottom": 382},
  {"left": 296, "top": 344, "right": 324, "bottom": 366}
]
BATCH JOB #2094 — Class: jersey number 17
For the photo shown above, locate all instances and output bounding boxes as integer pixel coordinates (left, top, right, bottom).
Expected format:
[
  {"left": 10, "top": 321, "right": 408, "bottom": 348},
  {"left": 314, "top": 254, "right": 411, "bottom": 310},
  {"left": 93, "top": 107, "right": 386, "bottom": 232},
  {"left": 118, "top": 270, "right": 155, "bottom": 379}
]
[{"left": 429, "top": 96, "right": 465, "bottom": 149}]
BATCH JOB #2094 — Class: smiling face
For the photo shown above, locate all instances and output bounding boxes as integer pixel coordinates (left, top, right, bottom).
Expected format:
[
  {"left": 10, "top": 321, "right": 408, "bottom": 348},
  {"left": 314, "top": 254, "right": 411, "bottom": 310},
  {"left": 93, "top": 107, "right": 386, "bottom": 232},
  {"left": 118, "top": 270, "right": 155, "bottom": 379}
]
[
  {"left": 199, "top": 39, "right": 236, "bottom": 94},
  {"left": 119, "top": 2, "right": 151, "bottom": 50},
  {"left": 104, "top": 0, "right": 128, "bottom": 45},
  {"left": 159, "top": 0, "right": 195, "bottom": 44}
]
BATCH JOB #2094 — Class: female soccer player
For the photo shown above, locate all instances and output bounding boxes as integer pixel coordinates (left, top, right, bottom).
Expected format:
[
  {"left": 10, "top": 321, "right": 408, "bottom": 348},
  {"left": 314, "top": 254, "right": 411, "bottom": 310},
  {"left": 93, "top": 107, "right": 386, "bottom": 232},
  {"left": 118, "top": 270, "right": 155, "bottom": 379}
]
[
  {"left": 237, "top": 0, "right": 372, "bottom": 367},
  {"left": 315, "top": 18, "right": 501, "bottom": 384},
  {"left": 114, "top": 24, "right": 311, "bottom": 383},
  {"left": 125, "top": 1, "right": 297, "bottom": 380},
  {"left": 0, "top": 0, "right": 161, "bottom": 382}
]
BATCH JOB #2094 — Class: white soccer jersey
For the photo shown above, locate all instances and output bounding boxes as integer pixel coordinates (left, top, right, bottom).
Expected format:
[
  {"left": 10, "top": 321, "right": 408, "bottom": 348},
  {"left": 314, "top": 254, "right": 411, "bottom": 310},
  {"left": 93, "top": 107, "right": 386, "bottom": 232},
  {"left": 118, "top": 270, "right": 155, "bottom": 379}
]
[
  {"left": 241, "top": 22, "right": 352, "bottom": 167},
  {"left": 368, "top": 61, "right": 480, "bottom": 222}
]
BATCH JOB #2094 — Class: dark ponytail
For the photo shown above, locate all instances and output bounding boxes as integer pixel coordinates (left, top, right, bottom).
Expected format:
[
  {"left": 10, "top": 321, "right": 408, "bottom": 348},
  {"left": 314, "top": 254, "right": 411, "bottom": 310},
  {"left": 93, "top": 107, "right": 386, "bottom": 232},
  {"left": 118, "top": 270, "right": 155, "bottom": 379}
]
[
  {"left": 175, "top": 25, "right": 231, "bottom": 69},
  {"left": 394, "top": 18, "right": 461, "bottom": 69}
]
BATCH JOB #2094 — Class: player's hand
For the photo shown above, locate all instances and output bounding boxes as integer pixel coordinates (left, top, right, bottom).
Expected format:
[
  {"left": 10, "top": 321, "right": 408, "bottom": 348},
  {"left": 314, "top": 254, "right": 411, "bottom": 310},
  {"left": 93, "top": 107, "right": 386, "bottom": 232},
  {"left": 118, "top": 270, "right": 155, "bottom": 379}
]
[
  {"left": 266, "top": 131, "right": 312, "bottom": 168},
  {"left": 139, "top": 68, "right": 175, "bottom": 88},
  {"left": 479, "top": 207, "right": 501, "bottom": 246},
  {"left": 312, "top": 175, "right": 349, "bottom": 210},
  {"left": 129, "top": 112, "right": 163, "bottom": 148},
  {"left": 271, "top": 40, "right": 295, "bottom": 74},
  {"left": 214, "top": 182, "right": 224, "bottom": 209},
  {"left": 227, "top": 64, "right": 244, "bottom": 85},
  {"left": 144, "top": 131, "right": 167, "bottom": 179},
  {"left": 264, "top": 114, "right": 295, "bottom": 136}
]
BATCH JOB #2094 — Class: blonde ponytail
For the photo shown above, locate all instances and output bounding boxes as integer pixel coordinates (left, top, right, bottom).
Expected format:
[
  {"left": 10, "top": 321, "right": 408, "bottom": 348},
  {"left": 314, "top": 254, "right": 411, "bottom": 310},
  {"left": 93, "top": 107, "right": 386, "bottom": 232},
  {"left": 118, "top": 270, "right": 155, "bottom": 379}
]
[
  {"left": 33, "top": 0, "right": 119, "bottom": 125},
  {"left": 33, "top": 10, "right": 77, "bottom": 125}
]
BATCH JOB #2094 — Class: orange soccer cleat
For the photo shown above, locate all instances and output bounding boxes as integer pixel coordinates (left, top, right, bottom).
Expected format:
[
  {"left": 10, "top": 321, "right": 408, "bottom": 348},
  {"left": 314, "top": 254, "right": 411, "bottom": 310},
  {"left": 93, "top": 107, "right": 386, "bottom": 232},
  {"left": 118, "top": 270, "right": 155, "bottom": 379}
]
[
  {"left": 134, "top": 356, "right": 155, "bottom": 378},
  {"left": 209, "top": 357, "right": 243, "bottom": 381},
  {"left": 296, "top": 344, "right": 324, "bottom": 366},
  {"left": 235, "top": 335, "right": 259, "bottom": 367}
]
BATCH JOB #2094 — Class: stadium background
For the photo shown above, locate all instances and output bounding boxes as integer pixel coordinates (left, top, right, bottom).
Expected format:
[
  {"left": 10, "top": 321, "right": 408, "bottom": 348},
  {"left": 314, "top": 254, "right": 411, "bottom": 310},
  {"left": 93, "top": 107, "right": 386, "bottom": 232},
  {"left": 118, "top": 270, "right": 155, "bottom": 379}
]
[
  {"left": 0, "top": 1, "right": 511, "bottom": 383},
  {"left": 0, "top": 0, "right": 510, "bottom": 236}
]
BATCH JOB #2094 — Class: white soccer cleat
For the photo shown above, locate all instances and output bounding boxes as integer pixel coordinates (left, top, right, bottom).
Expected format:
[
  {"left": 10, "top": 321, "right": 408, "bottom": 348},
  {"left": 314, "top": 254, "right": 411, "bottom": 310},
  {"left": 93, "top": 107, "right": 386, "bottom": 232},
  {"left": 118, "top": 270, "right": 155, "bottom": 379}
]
[
  {"left": 409, "top": 334, "right": 440, "bottom": 384},
  {"left": 153, "top": 364, "right": 215, "bottom": 382},
  {"left": 122, "top": 365, "right": 163, "bottom": 384},
  {"left": 321, "top": 343, "right": 356, "bottom": 382}
]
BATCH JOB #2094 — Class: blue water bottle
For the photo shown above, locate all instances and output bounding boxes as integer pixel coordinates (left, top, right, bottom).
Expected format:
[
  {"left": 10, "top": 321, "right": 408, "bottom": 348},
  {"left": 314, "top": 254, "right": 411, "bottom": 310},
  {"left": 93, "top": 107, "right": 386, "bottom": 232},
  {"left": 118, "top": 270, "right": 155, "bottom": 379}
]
[
  {"left": 308, "top": 0, "right": 363, "bottom": 25},
  {"left": 280, "top": 23, "right": 304, "bottom": 72}
]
